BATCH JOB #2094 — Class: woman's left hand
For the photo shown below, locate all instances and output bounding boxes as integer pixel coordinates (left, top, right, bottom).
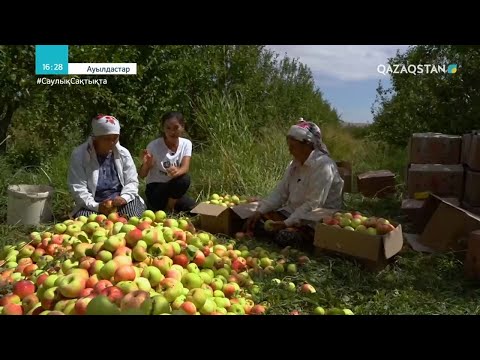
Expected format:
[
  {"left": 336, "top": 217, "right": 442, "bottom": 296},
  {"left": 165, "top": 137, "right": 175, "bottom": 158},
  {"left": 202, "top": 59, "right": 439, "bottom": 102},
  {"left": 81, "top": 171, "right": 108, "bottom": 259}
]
[
  {"left": 112, "top": 196, "right": 127, "bottom": 207},
  {"left": 168, "top": 166, "right": 183, "bottom": 178},
  {"left": 270, "top": 221, "right": 287, "bottom": 232}
]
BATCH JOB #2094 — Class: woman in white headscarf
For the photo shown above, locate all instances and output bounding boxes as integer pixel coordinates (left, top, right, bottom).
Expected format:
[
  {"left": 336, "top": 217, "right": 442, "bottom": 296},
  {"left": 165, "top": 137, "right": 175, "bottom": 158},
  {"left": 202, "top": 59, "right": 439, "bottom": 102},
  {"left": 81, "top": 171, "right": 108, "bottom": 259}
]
[
  {"left": 246, "top": 118, "right": 344, "bottom": 249},
  {"left": 67, "top": 114, "right": 146, "bottom": 218}
]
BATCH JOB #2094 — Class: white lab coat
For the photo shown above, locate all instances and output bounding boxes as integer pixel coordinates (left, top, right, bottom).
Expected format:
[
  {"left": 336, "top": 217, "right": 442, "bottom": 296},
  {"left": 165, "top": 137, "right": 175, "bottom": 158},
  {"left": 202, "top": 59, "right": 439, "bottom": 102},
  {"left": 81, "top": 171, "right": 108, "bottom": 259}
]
[
  {"left": 257, "top": 150, "right": 344, "bottom": 227},
  {"left": 68, "top": 137, "right": 143, "bottom": 216}
]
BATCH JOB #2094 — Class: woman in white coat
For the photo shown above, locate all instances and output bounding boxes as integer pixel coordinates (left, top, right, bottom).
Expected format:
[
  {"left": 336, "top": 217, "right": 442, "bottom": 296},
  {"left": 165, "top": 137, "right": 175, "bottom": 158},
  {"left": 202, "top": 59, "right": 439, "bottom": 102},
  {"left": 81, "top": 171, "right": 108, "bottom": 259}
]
[{"left": 67, "top": 114, "right": 146, "bottom": 218}]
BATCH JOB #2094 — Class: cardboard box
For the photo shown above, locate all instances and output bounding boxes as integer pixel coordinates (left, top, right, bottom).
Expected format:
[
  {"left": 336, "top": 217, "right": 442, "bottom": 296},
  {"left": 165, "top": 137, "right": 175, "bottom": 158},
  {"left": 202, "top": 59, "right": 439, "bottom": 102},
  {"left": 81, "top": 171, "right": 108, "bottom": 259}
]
[
  {"left": 401, "top": 197, "right": 460, "bottom": 233},
  {"left": 461, "top": 201, "right": 480, "bottom": 216},
  {"left": 464, "top": 168, "right": 480, "bottom": 206},
  {"left": 313, "top": 222, "right": 403, "bottom": 265},
  {"left": 191, "top": 202, "right": 259, "bottom": 236},
  {"left": 462, "top": 133, "right": 473, "bottom": 164},
  {"left": 464, "top": 230, "right": 480, "bottom": 280},
  {"left": 407, "top": 164, "right": 464, "bottom": 198},
  {"left": 336, "top": 161, "right": 352, "bottom": 193},
  {"left": 408, "top": 132, "right": 462, "bottom": 164},
  {"left": 357, "top": 170, "right": 396, "bottom": 198},
  {"left": 469, "top": 132, "right": 480, "bottom": 170},
  {"left": 418, "top": 194, "right": 480, "bottom": 252}
]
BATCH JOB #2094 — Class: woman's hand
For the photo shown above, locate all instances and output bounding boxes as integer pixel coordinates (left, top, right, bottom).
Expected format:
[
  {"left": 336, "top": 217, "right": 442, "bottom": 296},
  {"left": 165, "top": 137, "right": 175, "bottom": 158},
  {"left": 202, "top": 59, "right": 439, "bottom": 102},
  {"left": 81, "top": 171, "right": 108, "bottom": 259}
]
[
  {"left": 269, "top": 221, "right": 287, "bottom": 232},
  {"left": 141, "top": 149, "right": 154, "bottom": 169},
  {"left": 246, "top": 211, "right": 263, "bottom": 232},
  {"left": 167, "top": 166, "right": 183, "bottom": 178},
  {"left": 99, "top": 199, "right": 113, "bottom": 215},
  {"left": 112, "top": 196, "right": 127, "bottom": 208}
]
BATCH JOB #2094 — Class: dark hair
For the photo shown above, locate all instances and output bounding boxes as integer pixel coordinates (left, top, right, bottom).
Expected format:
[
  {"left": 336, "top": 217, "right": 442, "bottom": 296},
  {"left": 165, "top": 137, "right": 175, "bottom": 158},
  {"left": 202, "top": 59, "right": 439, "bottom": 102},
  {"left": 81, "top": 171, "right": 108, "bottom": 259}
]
[{"left": 161, "top": 112, "right": 185, "bottom": 127}]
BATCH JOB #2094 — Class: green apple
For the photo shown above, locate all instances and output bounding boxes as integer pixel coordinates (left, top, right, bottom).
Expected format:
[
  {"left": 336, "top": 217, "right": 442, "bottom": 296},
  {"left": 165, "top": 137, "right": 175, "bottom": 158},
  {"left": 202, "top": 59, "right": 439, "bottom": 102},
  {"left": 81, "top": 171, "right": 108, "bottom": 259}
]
[
  {"left": 97, "top": 250, "right": 113, "bottom": 263},
  {"left": 210, "top": 278, "right": 224, "bottom": 291},
  {"left": 287, "top": 264, "right": 297, "bottom": 274},
  {"left": 343, "top": 309, "right": 354, "bottom": 315},
  {"left": 43, "top": 275, "right": 59, "bottom": 289},
  {"left": 186, "top": 288, "right": 207, "bottom": 309},
  {"left": 112, "top": 222, "right": 124, "bottom": 235},
  {"left": 181, "top": 273, "right": 203, "bottom": 290},
  {"left": 137, "top": 240, "right": 148, "bottom": 249},
  {"left": 142, "top": 210, "right": 156, "bottom": 221},
  {"left": 203, "top": 253, "right": 220, "bottom": 269},
  {"left": 155, "top": 210, "right": 167, "bottom": 222},
  {"left": 163, "top": 282, "right": 184, "bottom": 303},
  {"left": 99, "top": 260, "right": 118, "bottom": 280},
  {"left": 121, "top": 224, "right": 137, "bottom": 234},
  {"left": 86, "top": 296, "right": 121, "bottom": 315},
  {"left": 132, "top": 245, "right": 148, "bottom": 262},
  {"left": 199, "top": 298, "right": 217, "bottom": 315},
  {"left": 61, "top": 259, "right": 79, "bottom": 274},
  {"left": 313, "top": 306, "right": 325, "bottom": 315},
  {"left": 54, "top": 223, "right": 67, "bottom": 234},
  {"left": 214, "top": 297, "right": 231, "bottom": 309},
  {"left": 135, "top": 277, "right": 152, "bottom": 292},
  {"left": 199, "top": 272, "right": 212, "bottom": 284},
  {"left": 58, "top": 274, "right": 86, "bottom": 298},
  {"left": 186, "top": 263, "right": 200, "bottom": 274},
  {"left": 116, "top": 280, "right": 139, "bottom": 294},
  {"left": 142, "top": 266, "right": 164, "bottom": 287},
  {"left": 128, "top": 216, "right": 140, "bottom": 226},
  {"left": 150, "top": 295, "right": 171, "bottom": 314},
  {"left": 103, "top": 235, "right": 124, "bottom": 252}
]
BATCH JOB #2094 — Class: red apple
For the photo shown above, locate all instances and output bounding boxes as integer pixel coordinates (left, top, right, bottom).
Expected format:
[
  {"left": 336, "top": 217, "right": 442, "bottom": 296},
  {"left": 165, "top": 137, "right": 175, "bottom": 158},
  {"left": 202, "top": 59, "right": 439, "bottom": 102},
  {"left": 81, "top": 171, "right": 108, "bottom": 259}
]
[
  {"left": 3, "top": 303, "right": 23, "bottom": 315},
  {"left": 173, "top": 254, "right": 189, "bottom": 268},
  {"left": 114, "top": 265, "right": 136, "bottom": 283},
  {"left": 13, "top": 280, "right": 35, "bottom": 300},
  {"left": 100, "top": 286, "right": 124, "bottom": 305},
  {"left": 79, "top": 287, "right": 95, "bottom": 297},
  {"left": 120, "top": 290, "right": 150, "bottom": 310},
  {"left": 94, "top": 280, "right": 113, "bottom": 294},
  {"left": 74, "top": 296, "right": 94, "bottom": 315}
]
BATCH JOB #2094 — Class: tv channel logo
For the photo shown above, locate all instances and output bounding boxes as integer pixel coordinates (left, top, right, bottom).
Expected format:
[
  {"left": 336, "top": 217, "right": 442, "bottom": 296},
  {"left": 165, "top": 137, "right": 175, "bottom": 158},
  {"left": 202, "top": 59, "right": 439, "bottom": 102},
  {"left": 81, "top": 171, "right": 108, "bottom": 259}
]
[{"left": 447, "top": 64, "right": 458, "bottom": 74}]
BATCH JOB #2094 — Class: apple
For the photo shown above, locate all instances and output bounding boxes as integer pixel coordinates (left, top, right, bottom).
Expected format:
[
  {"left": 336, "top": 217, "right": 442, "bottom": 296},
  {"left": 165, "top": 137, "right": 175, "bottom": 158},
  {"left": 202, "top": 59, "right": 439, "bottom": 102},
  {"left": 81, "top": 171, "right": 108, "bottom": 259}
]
[
  {"left": 13, "top": 280, "right": 35, "bottom": 300},
  {"left": 134, "top": 277, "right": 152, "bottom": 292},
  {"left": 367, "top": 227, "right": 378, "bottom": 236},
  {"left": 3, "top": 303, "right": 23, "bottom": 315},
  {"left": 142, "top": 266, "right": 163, "bottom": 287},
  {"left": 120, "top": 290, "right": 150, "bottom": 311},
  {"left": 163, "top": 219, "right": 179, "bottom": 228},
  {"left": 114, "top": 265, "right": 136, "bottom": 283},
  {"left": 111, "top": 222, "right": 124, "bottom": 235},
  {"left": 22, "top": 293, "right": 40, "bottom": 313},
  {"left": 181, "top": 273, "right": 203, "bottom": 290},
  {"left": 0, "top": 294, "right": 21, "bottom": 306},
  {"left": 36, "top": 273, "right": 49, "bottom": 287},
  {"left": 250, "top": 304, "right": 266, "bottom": 315},
  {"left": 73, "top": 296, "right": 93, "bottom": 315},
  {"left": 58, "top": 273, "right": 87, "bottom": 298},
  {"left": 186, "top": 288, "right": 207, "bottom": 309},
  {"left": 116, "top": 281, "right": 139, "bottom": 294},
  {"left": 18, "top": 244, "right": 35, "bottom": 259},
  {"left": 173, "top": 254, "right": 189, "bottom": 268},
  {"left": 126, "top": 228, "right": 143, "bottom": 247},
  {"left": 152, "top": 256, "right": 173, "bottom": 275},
  {"left": 300, "top": 283, "right": 316, "bottom": 294},
  {"left": 23, "top": 264, "right": 39, "bottom": 276},
  {"left": 103, "top": 235, "right": 125, "bottom": 252},
  {"left": 150, "top": 295, "right": 171, "bottom": 314},
  {"left": 97, "top": 250, "right": 113, "bottom": 263},
  {"left": 86, "top": 295, "right": 121, "bottom": 315},
  {"left": 180, "top": 301, "right": 196, "bottom": 315},
  {"left": 54, "top": 223, "right": 67, "bottom": 234},
  {"left": 139, "top": 210, "right": 155, "bottom": 222},
  {"left": 344, "top": 226, "right": 355, "bottom": 231},
  {"left": 199, "top": 298, "right": 217, "bottom": 315},
  {"left": 313, "top": 306, "right": 325, "bottom": 315},
  {"left": 29, "top": 232, "right": 42, "bottom": 246},
  {"left": 99, "top": 260, "right": 118, "bottom": 280},
  {"left": 160, "top": 278, "right": 184, "bottom": 302}
]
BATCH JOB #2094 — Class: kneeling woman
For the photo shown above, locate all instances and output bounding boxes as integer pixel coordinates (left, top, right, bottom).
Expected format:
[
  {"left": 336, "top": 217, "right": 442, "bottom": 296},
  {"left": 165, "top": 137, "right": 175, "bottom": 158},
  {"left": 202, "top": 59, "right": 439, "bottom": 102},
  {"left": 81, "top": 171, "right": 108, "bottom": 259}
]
[
  {"left": 246, "top": 119, "right": 344, "bottom": 250},
  {"left": 68, "top": 114, "right": 146, "bottom": 218},
  {"left": 139, "top": 112, "right": 196, "bottom": 214}
]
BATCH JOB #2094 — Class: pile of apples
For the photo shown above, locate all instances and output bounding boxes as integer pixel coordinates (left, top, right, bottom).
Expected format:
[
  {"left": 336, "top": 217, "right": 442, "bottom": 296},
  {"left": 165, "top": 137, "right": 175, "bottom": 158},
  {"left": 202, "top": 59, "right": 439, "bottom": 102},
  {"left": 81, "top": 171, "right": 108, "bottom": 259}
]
[
  {"left": 0, "top": 209, "right": 354, "bottom": 315},
  {"left": 323, "top": 211, "right": 396, "bottom": 236},
  {"left": 203, "top": 194, "right": 258, "bottom": 207}
]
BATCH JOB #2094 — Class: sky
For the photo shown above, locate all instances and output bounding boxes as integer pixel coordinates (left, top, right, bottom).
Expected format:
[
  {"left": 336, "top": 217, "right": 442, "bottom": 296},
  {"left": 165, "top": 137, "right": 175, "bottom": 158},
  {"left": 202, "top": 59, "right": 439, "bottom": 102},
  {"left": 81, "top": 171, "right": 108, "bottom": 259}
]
[{"left": 266, "top": 45, "right": 411, "bottom": 123}]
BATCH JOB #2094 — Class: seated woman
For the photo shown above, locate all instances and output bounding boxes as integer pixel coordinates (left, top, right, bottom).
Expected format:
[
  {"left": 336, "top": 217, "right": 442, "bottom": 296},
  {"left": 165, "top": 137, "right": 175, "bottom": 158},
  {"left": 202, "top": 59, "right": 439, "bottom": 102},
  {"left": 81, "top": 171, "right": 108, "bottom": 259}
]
[
  {"left": 139, "top": 111, "right": 196, "bottom": 214},
  {"left": 68, "top": 114, "right": 146, "bottom": 219},
  {"left": 246, "top": 119, "right": 344, "bottom": 250}
]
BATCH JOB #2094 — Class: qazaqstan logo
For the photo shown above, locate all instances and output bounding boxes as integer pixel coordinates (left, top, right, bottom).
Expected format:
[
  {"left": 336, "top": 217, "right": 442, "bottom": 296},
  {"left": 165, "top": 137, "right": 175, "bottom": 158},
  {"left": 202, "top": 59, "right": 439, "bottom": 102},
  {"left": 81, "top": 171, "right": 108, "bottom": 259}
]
[{"left": 377, "top": 63, "right": 459, "bottom": 75}]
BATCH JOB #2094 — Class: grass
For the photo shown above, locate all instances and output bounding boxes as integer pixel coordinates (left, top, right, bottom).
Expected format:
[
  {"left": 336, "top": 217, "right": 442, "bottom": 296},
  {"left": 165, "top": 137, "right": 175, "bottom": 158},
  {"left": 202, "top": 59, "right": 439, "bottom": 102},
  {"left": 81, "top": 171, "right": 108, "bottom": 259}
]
[{"left": 0, "top": 96, "right": 475, "bottom": 315}]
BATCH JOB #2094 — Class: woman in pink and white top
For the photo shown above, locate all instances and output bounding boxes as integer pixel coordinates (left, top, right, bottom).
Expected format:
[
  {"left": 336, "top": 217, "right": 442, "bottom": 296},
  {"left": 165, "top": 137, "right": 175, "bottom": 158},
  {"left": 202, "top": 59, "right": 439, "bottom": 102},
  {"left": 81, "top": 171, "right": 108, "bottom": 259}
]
[{"left": 139, "top": 112, "right": 196, "bottom": 214}]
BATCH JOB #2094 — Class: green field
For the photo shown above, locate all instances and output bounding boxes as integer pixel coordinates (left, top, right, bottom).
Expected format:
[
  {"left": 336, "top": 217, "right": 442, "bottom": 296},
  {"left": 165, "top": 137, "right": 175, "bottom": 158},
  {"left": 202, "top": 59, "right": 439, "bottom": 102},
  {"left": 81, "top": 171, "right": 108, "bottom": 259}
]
[{"left": 1, "top": 118, "right": 477, "bottom": 315}]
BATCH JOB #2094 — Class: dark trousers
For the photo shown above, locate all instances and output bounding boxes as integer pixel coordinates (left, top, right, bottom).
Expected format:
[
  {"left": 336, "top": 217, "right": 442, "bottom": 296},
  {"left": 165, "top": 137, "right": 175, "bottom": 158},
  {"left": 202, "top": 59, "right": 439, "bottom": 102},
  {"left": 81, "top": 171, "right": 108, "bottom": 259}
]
[
  {"left": 145, "top": 174, "right": 196, "bottom": 214},
  {"left": 254, "top": 211, "right": 315, "bottom": 252},
  {"left": 74, "top": 196, "right": 146, "bottom": 219}
]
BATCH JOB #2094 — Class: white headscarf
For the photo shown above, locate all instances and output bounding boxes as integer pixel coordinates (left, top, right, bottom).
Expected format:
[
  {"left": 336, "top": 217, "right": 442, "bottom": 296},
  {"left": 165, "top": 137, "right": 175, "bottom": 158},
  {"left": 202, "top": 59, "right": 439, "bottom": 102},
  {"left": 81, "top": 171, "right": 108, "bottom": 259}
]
[{"left": 91, "top": 114, "right": 120, "bottom": 137}]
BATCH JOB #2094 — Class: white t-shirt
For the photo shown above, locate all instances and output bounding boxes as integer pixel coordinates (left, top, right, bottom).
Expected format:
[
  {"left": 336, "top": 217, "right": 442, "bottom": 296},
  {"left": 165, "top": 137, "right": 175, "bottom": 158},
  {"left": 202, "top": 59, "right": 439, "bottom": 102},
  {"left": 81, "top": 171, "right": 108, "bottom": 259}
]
[{"left": 145, "top": 137, "right": 192, "bottom": 184}]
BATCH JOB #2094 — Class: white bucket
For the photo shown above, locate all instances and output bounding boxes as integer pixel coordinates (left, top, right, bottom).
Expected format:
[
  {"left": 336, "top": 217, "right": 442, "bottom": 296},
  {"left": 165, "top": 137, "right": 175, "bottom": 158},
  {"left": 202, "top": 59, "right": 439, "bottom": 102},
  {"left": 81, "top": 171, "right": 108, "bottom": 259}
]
[{"left": 7, "top": 184, "right": 55, "bottom": 225}]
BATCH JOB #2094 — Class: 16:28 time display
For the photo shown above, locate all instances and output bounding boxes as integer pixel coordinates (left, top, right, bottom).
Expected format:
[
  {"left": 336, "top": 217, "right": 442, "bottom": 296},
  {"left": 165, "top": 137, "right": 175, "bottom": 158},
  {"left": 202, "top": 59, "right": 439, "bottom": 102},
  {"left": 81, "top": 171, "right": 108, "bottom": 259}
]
[{"left": 42, "top": 63, "right": 64, "bottom": 71}]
